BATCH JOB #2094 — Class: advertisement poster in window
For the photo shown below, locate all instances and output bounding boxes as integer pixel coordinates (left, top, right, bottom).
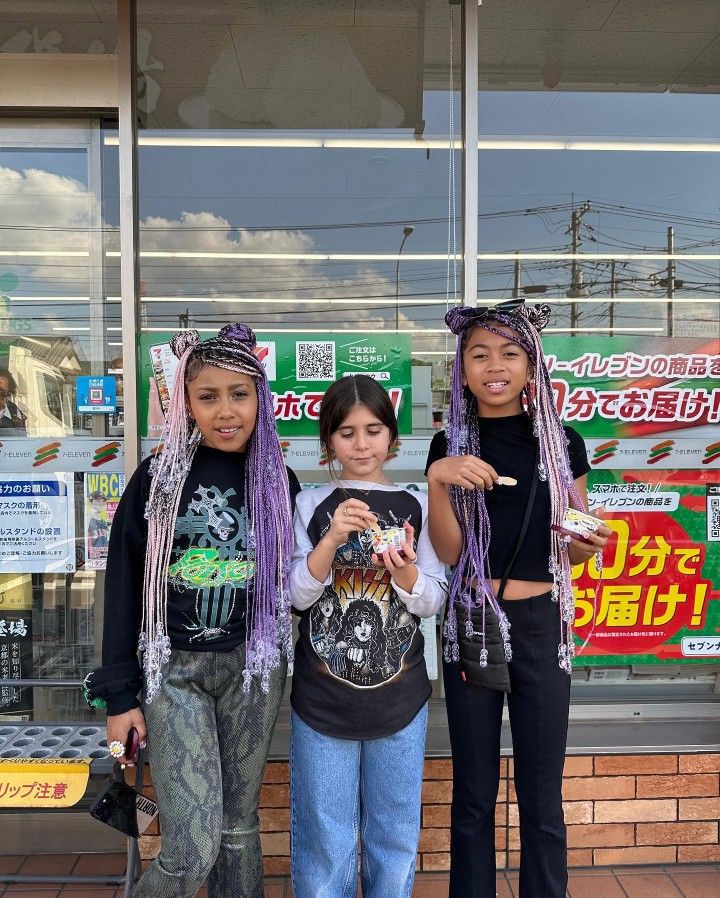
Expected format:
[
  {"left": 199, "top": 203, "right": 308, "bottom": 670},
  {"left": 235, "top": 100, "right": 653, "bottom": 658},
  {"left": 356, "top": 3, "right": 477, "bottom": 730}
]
[
  {"left": 83, "top": 472, "right": 126, "bottom": 570},
  {"left": 0, "top": 473, "right": 75, "bottom": 574},
  {"left": 541, "top": 336, "right": 720, "bottom": 666},
  {"left": 138, "top": 332, "right": 412, "bottom": 438},
  {"left": 0, "top": 610, "right": 32, "bottom": 717}
]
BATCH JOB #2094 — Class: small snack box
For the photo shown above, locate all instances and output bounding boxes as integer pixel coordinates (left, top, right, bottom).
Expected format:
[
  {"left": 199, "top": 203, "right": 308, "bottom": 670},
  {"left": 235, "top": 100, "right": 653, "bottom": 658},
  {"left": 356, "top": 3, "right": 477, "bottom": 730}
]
[
  {"left": 371, "top": 527, "right": 406, "bottom": 555},
  {"left": 551, "top": 508, "right": 603, "bottom": 543}
]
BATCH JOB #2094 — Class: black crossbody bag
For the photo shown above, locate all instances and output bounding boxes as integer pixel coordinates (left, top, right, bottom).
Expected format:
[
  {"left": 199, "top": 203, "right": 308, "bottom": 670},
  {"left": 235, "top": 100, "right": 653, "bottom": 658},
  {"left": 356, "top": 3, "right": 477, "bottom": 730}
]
[{"left": 457, "top": 449, "right": 540, "bottom": 693}]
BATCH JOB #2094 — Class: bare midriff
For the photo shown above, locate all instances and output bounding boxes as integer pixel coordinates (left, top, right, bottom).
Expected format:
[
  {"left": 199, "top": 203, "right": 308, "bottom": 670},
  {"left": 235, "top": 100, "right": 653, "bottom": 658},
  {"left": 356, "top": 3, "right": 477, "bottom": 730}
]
[{"left": 492, "top": 578, "right": 551, "bottom": 600}]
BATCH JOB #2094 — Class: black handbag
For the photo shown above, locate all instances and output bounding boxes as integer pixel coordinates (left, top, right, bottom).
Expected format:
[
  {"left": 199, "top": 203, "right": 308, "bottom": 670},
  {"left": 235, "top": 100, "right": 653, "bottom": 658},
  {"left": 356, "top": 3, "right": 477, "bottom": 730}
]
[
  {"left": 457, "top": 449, "right": 540, "bottom": 693},
  {"left": 90, "top": 778, "right": 158, "bottom": 838},
  {"left": 89, "top": 743, "right": 157, "bottom": 838}
]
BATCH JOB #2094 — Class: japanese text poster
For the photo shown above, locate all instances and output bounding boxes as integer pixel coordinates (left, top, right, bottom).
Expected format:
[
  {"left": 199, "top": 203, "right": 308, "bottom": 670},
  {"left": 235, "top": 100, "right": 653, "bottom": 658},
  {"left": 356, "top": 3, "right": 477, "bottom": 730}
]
[
  {"left": 139, "top": 332, "right": 412, "bottom": 438},
  {"left": 0, "top": 610, "right": 32, "bottom": 716},
  {"left": 0, "top": 474, "right": 75, "bottom": 574},
  {"left": 542, "top": 336, "right": 720, "bottom": 665}
]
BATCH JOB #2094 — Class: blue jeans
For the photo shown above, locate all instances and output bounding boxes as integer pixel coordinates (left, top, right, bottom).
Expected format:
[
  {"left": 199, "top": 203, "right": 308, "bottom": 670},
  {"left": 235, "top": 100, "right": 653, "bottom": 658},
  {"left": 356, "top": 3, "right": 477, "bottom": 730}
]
[{"left": 290, "top": 703, "right": 428, "bottom": 898}]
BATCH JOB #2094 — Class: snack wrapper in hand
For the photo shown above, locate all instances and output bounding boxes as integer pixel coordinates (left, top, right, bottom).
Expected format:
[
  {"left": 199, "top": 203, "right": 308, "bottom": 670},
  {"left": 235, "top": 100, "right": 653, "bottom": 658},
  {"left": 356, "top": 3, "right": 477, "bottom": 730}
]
[
  {"left": 371, "top": 527, "right": 406, "bottom": 555},
  {"left": 551, "top": 508, "right": 603, "bottom": 542}
]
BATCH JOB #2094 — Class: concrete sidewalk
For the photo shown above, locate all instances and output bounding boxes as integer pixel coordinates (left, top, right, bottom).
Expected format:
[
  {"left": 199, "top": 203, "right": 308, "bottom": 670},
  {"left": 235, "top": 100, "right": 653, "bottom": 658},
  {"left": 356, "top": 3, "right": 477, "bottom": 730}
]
[{"left": 0, "top": 855, "right": 718, "bottom": 896}]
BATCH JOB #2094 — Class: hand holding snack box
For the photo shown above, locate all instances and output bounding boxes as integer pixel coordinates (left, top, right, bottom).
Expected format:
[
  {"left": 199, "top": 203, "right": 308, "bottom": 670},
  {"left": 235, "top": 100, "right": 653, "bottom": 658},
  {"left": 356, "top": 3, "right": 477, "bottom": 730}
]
[
  {"left": 551, "top": 508, "right": 604, "bottom": 543},
  {"left": 371, "top": 526, "right": 406, "bottom": 556}
]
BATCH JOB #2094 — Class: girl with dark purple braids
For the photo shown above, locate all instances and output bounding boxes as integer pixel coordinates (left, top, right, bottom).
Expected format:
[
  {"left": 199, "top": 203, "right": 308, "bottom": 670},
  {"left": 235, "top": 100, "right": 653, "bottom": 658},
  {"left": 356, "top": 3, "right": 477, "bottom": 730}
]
[
  {"left": 425, "top": 301, "right": 611, "bottom": 898},
  {"left": 86, "top": 323, "right": 300, "bottom": 898}
]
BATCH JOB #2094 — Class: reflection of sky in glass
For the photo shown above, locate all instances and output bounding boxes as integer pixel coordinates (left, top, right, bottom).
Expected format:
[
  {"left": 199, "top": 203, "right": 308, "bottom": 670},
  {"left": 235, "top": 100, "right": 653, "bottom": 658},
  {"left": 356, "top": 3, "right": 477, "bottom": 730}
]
[
  {"left": 479, "top": 91, "right": 720, "bottom": 140},
  {"left": 475, "top": 91, "right": 720, "bottom": 336},
  {"left": 2, "top": 88, "right": 719, "bottom": 351},
  {"left": 0, "top": 148, "right": 87, "bottom": 185},
  {"left": 0, "top": 133, "right": 120, "bottom": 360}
]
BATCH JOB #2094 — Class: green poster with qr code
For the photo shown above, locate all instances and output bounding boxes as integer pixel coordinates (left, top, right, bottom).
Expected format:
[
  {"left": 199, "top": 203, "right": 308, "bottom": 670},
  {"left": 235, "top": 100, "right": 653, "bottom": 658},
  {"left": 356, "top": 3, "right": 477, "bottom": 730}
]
[{"left": 138, "top": 332, "right": 412, "bottom": 439}]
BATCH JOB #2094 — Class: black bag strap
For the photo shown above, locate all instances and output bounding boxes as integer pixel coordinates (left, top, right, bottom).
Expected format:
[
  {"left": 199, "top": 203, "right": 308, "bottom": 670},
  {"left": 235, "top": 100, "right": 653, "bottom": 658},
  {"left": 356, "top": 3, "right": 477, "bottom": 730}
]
[{"left": 496, "top": 445, "right": 540, "bottom": 601}]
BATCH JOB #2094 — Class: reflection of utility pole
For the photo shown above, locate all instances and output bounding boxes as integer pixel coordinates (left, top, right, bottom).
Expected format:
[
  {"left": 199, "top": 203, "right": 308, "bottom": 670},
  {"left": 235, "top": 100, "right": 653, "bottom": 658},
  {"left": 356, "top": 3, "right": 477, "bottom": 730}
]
[
  {"left": 567, "top": 201, "right": 591, "bottom": 329},
  {"left": 667, "top": 226, "right": 674, "bottom": 338},
  {"left": 395, "top": 226, "right": 414, "bottom": 332},
  {"left": 609, "top": 259, "right": 616, "bottom": 335},
  {"left": 513, "top": 253, "right": 521, "bottom": 298},
  {"left": 179, "top": 309, "right": 189, "bottom": 329}
]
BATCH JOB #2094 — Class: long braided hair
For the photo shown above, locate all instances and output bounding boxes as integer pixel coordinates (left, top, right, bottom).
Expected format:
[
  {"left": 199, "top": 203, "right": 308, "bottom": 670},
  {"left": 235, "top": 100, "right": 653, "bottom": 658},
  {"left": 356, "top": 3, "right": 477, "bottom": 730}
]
[
  {"left": 443, "top": 301, "right": 584, "bottom": 674},
  {"left": 141, "top": 323, "right": 293, "bottom": 702}
]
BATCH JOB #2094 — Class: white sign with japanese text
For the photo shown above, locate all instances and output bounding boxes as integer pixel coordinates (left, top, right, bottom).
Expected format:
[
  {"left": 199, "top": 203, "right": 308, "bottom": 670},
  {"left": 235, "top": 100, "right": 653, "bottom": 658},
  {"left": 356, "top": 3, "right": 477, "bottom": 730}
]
[{"left": 0, "top": 473, "right": 75, "bottom": 574}]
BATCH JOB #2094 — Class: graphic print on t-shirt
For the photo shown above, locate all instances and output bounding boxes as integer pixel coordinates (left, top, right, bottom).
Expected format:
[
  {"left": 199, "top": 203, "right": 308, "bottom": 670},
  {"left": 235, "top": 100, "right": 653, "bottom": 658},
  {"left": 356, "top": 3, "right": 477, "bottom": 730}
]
[
  {"left": 167, "top": 483, "right": 253, "bottom": 642},
  {"left": 310, "top": 506, "right": 419, "bottom": 689}
]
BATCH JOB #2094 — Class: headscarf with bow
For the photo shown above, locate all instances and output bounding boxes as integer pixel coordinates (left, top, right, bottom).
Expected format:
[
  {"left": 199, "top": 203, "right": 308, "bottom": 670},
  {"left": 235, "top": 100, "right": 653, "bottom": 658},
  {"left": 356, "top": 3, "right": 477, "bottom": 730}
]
[{"left": 445, "top": 297, "right": 551, "bottom": 356}]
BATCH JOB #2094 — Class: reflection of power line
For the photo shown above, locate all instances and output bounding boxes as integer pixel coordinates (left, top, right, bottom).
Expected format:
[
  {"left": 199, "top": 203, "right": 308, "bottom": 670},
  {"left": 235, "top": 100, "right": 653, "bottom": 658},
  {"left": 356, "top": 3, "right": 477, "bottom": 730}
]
[{"left": 4, "top": 197, "right": 720, "bottom": 234}]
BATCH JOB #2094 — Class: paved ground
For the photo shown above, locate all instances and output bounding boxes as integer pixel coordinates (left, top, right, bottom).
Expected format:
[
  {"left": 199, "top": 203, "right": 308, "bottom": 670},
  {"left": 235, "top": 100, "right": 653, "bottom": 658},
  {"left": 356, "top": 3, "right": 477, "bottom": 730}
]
[{"left": 0, "top": 855, "right": 718, "bottom": 896}]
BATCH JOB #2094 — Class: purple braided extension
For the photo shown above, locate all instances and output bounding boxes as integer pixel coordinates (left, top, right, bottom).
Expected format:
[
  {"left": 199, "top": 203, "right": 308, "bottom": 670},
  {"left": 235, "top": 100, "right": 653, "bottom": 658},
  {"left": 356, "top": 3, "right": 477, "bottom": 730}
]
[
  {"left": 142, "top": 324, "right": 293, "bottom": 702},
  {"left": 241, "top": 356, "right": 294, "bottom": 694},
  {"left": 443, "top": 305, "right": 585, "bottom": 674},
  {"left": 142, "top": 334, "right": 200, "bottom": 703}
]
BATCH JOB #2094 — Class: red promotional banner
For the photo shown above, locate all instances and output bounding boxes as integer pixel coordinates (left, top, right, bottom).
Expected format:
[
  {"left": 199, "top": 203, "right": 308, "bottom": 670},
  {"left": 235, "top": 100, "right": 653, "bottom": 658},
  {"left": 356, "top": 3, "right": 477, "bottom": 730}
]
[{"left": 572, "top": 469, "right": 719, "bottom": 665}]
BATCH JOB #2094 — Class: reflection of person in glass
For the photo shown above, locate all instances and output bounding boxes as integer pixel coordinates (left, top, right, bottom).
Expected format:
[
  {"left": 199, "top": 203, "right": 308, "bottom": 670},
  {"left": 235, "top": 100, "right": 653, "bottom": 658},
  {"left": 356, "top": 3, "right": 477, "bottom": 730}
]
[
  {"left": 0, "top": 368, "right": 27, "bottom": 434},
  {"left": 87, "top": 491, "right": 110, "bottom": 550}
]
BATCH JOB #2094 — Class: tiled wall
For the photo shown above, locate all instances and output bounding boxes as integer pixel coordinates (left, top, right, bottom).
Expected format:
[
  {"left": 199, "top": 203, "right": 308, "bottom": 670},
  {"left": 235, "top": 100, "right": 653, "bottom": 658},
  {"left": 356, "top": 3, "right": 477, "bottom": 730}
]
[{"left": 135, "top": 753, "right": 720, "bottom": 875}]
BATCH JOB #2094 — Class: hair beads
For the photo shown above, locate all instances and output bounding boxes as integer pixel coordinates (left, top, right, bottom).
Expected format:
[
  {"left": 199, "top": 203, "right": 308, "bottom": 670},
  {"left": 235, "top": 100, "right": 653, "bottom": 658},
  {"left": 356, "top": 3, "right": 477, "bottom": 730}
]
[
  {"left": 444, "top": 303, "right": 584, "bottom": 673},
  {"left": 142, "top": 324, "right": 293, "bottom": 702}
]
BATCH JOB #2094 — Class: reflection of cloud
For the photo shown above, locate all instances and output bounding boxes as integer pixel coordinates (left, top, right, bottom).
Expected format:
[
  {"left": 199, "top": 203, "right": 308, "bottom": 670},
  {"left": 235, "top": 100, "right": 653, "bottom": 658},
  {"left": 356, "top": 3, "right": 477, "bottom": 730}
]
[
  {"left": 137, "top": 210, "right": 398, "bottom": 330},
  {"left": 0, "top": 165, "right": 90, "bottom": 248},
  {"left": 0, "top": 165, "right": 93, "bottom": 309},
  {"left": 0, "top": 162, "right": 405, "bottom": 332}
]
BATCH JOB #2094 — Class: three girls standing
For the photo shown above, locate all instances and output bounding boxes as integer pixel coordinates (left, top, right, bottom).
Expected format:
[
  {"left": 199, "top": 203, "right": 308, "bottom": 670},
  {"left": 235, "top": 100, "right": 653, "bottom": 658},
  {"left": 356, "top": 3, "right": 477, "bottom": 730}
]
[{"left": 90, "top": 304, "right": 609, "bottom": 898}]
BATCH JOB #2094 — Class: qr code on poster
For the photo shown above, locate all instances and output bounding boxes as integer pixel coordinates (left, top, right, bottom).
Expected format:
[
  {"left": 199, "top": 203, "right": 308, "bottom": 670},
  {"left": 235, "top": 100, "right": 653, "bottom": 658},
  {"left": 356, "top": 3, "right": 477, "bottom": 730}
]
[
  {"left": 707, "top": 494, "right": 720, "bottom": 541},
  {"left": 296, "top": 341, "right": 336, "bottom": 381}
]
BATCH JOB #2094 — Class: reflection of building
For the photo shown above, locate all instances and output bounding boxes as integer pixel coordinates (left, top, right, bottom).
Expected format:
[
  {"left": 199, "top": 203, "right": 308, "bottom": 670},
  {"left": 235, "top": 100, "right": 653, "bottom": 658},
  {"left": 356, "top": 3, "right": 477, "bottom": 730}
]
[
  {"left": 6, "top": 340, "right": 80, "bottom": 436},
  {"left": 0, "top": 0, "right": 718, "bottom": 873}
]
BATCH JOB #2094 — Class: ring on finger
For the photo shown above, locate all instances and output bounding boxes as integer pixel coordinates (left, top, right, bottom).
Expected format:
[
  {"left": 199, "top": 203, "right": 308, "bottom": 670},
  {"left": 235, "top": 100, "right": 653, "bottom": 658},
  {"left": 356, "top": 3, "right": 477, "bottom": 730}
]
[
  {"left": 109, "top": 740, "right": 125, "bottom": 759},
  {"left": 343, "top": 505, "right": 349, "bottom": 517}
]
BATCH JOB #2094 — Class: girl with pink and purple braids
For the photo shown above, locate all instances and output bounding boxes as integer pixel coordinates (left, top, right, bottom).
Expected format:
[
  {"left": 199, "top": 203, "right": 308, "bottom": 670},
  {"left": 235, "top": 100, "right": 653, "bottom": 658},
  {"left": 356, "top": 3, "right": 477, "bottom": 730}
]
[
  {"left": 425, "top": 301, "right": 611, "bottom": 898},
  {"left": 86, "top": 323, "right": 299, "bottom": 898}
]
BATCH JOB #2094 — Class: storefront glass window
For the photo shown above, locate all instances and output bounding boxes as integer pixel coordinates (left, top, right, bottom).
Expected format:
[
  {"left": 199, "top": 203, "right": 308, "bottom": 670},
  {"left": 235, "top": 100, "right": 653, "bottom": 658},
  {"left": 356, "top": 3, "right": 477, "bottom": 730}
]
[
  {"left": 477, "top": 0, "right": 720, "bottom": 692},
  {"left": 133, "top": 1, "right": 461, "bottom": 718},
  {"left": 0, "top": 119, "right": 120, "bottom": 722}
]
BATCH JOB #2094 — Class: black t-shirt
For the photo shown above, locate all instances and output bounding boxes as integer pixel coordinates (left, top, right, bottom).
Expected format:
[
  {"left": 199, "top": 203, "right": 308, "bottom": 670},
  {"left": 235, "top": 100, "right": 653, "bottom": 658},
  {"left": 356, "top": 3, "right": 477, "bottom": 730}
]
[
  {"left": 90, "top": 445, "right": 300, "bottom": 714},
  {"left": 425, "top": 414, "right": 590, "bottom": 582},
  {"left": 290, "top": 483, "right": 446, "bottom": 740}
]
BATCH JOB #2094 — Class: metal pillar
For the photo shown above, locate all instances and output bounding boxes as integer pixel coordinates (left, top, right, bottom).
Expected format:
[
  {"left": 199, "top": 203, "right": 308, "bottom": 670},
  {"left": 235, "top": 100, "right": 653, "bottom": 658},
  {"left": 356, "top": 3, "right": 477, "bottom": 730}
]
[
  {"left": 667, "top": 226, "right": 675, "bottom": 338},
  {"left": 117, "top": 0, "right": 141, "bottom": 474},
  {"left": 461, "top": 0, "right": 479, "bottom": 307}
]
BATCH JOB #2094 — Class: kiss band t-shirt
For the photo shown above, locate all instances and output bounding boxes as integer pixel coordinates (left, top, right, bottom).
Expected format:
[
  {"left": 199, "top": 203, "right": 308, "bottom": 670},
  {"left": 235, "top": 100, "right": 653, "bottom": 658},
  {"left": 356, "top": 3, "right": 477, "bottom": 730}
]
[{"left": 289, "top": 482, "right": 447, "bottom": 741}]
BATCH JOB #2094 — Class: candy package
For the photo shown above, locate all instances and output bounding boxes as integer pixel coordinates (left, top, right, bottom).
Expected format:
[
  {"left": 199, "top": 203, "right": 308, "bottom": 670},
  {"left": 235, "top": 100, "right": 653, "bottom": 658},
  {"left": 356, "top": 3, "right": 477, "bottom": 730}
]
[
  {"left": 371, "top": 527, "right": 406, "bottom": 555},
  {"left": 551, "top": 508, "right": 603, "bottom": 543}
]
